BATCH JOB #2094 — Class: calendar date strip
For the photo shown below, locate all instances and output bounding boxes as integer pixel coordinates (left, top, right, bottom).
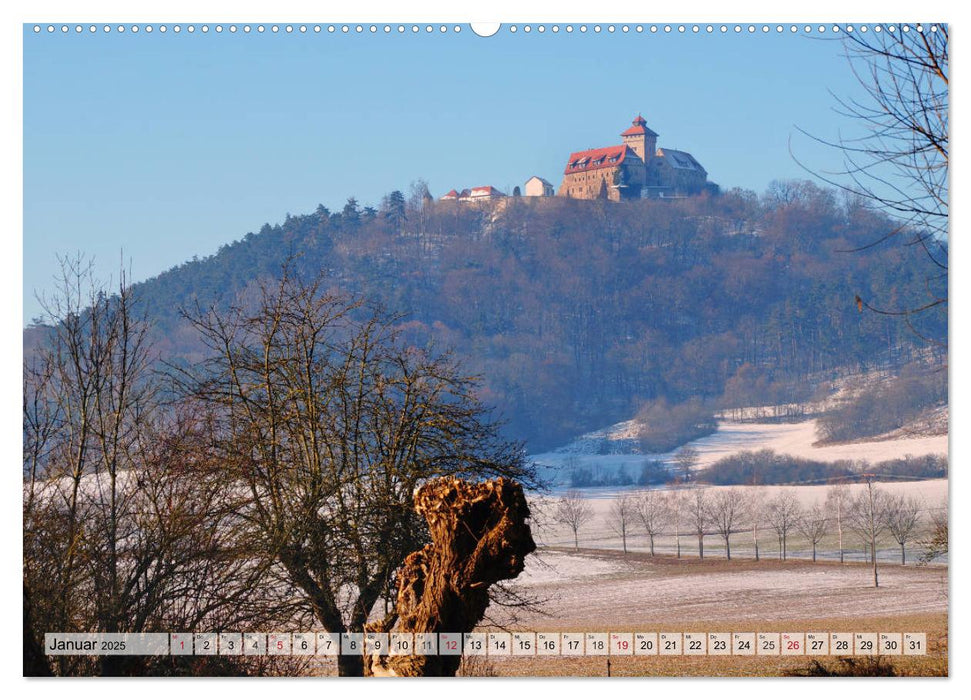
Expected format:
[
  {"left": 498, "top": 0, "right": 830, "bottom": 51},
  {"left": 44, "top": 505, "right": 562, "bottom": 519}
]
[{"left": 45, "top": 631, "right": 927, "bottom": 657}]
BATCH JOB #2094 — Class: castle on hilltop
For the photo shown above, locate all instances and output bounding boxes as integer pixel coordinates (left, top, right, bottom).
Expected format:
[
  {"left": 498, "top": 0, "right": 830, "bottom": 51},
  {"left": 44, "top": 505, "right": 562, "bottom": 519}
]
[
  {"left": 438, "top": 114, "right": 710, "bottom": 205},
  {"left": 559, "top": 115, "right": 709, "bottom": 201}
]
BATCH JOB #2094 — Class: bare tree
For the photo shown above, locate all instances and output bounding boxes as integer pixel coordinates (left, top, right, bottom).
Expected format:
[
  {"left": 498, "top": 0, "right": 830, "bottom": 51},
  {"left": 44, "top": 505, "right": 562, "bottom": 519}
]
[
  {"left": 674, "top": 446, "right": 700, "bottom": 483},
  {"left": 797, "top": 502, "right": 828, "bottom": 562},
  {"left": 179, "top": 269, "right": 533, "bottom": 676},
  {"left": 23, "top": 258, "right": 269, "bottom": 676},
  {"left": 666, "top": 489, "right": 686, "bottom": 558},
  {"left": 408, "top": 179, "right": 434, "bottom": 256},
  {"left": 884, "top": 494, "right": 922, "bottom": 565},
  {"left": 848, "top": 478, "right": 890, "bottom": 587},
  {"left": 766, "top": 490, "right": 801, "bottom": 561},
  {"left": 686, "top": 488, "right": 710, "bottom": 559},
  {"left": 606, "top": 495, "right": 636, "bottom": 554},
  {"left": 749, "top": 489, "right": 766, "bottom": 561},
  {"left": 524, "top": 494, "right": 557, "bottom": 539},
  {"left": 836, "top": 28, "right": 946, "bottom": 232},
  {"left": 826, "top": 481, "right": 851, "bottom": 563},
  {"left": 555, "top": 490, "right": 594, "bottom": 552},
  {"left": 634, "top": 490, "right": 668, "bottom": 556},
  {"left": 24, "top": 257, "right": 155, "bottom": 673},
  {"left": 918, "top": 500, "right": 947, "bottom": 564},
  {"left": 707, "top": 490, "right": 747, "bottom": 560},
  {"left": 801, "top": 26, "right": 948, "bottom": 339},
  {"left": 22, "top": 354, "right": 59, "bottom": 523}
]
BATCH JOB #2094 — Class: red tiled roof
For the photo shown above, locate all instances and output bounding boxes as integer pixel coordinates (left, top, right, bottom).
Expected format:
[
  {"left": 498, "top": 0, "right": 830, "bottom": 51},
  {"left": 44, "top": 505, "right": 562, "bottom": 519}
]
[
  {"left": 442, "top": 189, "right": 459, "bottom": 198},
  {"left": 621, "top": 125, "right": 646, "bottom": 136},
  {"left": 621, "top": 114, "right": 659, "bottom": 137},
  {"left": 563, "top": 145, "right": 630, "bottom": 175}
]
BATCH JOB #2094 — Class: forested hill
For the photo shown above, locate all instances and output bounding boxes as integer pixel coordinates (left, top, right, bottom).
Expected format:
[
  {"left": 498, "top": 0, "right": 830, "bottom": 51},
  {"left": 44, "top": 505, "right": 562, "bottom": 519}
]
[{"left": 34, "top": 182, "right": 947, "bottom": 451}]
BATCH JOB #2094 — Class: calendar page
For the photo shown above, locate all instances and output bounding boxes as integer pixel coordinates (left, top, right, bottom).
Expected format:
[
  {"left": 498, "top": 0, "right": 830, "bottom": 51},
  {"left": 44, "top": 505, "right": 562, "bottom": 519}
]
[{"left": 20, "top": 2, "right": 949, "bottom": 682}]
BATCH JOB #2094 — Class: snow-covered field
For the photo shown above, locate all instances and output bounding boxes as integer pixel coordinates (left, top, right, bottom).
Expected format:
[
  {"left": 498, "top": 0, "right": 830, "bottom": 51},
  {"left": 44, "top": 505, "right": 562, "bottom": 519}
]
[
  {"left": 495, "top": 550, "right": 947, "bottom": 630},
  {"left": 530, "top": 417, "right": 948, "bottom": 487}
]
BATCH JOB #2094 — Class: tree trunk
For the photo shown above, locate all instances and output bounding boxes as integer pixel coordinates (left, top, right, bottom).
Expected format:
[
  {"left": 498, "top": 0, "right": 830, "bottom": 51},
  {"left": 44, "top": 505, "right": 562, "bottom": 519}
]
[
  {"left": 364, "top": 477, "right": 535, "bottom": 677},
  {"left": 901, "top": 542, "right": 906, "bottom": 565},
  {"left": 23, "top": 583, "right": 52, "bottom": 677},
  {"left": 338, "top": 654, "right": 365, "bottom": 677},
  {"left": 724, "top": 535, "right": 731, "bottom": 560},
  {"left": 872, "top": 541, "right": 879, "bottom": 588},
  {"left": 697, "top": 535, "right": 704, "bottom": 560},
  {"left": 838, "top": 519, "right": 844, "bottom": 563},
  {"left": 649, "top": 534, "right": 655, "bottom": 557}
]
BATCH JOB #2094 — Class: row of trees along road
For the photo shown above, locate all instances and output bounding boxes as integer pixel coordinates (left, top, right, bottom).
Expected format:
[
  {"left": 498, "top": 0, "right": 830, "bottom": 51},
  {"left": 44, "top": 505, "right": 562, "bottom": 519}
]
[
  {"left": 24, "top": 259, "right": 535, "bottom": 676},
  {"left": 550, "top": 481, "right": 942, "bottom": 587}
]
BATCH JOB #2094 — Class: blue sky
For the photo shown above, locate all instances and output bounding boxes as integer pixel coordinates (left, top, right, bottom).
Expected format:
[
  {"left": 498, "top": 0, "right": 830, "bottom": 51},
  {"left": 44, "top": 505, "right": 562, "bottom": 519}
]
[{"left": 24, "top": 24, "right": 867, "bottom": 323}]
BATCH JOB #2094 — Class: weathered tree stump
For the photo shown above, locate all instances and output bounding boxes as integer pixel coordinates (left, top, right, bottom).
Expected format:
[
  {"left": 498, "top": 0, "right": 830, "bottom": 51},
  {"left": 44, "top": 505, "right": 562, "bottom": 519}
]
[{"left": 364, "top": 476, "right": 535, "bottom": 676}]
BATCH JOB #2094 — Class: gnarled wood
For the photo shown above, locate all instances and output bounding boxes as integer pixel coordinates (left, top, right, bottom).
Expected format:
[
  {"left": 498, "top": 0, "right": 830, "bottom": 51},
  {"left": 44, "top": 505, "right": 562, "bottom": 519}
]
[{"left": 364, "top": 476, "right": 535, "bottom": 676}]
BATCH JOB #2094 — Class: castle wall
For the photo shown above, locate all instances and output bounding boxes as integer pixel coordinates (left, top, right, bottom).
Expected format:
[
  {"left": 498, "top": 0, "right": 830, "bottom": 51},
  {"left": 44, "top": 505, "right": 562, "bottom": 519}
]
[
  {"left": 656, "top": 161, "right": 707, "bottom": 194},
  {"left": 558, "top": 168, "right": 622, "bottom": 201},
  {"left": 558, "top": 160, "right": 648, "bottom": 201}
]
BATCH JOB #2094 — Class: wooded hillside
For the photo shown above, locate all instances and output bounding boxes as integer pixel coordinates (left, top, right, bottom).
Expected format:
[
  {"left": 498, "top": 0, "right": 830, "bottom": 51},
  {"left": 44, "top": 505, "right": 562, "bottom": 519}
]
[{"left": 28, "top": 181, "right": 946, "bottom": 450}]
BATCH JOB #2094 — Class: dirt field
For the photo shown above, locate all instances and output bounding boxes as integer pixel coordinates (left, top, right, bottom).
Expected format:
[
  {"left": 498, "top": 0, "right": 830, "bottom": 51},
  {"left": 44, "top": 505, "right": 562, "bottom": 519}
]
[{"left": 476, "top": 548, "right": 948, "bottom": 677}]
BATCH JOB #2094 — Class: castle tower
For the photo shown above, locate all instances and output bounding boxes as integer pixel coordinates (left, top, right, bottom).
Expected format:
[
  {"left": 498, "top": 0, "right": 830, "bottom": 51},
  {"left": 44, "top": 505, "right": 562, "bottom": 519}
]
[{"left": 620, "top": 115, "right": 658, "bottom": 163}]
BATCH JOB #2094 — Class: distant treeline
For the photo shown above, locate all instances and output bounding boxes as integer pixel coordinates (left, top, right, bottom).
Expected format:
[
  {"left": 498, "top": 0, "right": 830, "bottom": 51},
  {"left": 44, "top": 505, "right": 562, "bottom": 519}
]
[
  {"left": 29, "top": 179, "right": 945, "bottom": 450},
  {"left": 568, "top": 450, "right": 945, "bottom": 489},
  {"left": 568, "top": 459, "right": 669, "bottom": 488},
  {"left": 696, "top": 449, "right": 947, "bottom": 485}
]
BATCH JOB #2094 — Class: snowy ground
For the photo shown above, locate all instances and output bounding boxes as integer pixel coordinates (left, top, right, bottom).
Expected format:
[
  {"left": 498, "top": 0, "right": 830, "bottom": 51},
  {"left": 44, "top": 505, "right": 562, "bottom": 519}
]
[
  {"left": 530, "top": 417, "right": 948, "bottom": 488},
  {"left": 493, "top": 550, "right": 947, "bottom": 630}
]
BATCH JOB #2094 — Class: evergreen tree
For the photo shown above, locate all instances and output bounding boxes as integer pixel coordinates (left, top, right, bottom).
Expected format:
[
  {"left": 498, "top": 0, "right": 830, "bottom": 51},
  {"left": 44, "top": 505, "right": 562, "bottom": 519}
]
[
  {"left": 383, "top": 190, "right": 407, "bottom": 232},
  {"left": 341, "top": 197, "right": 361, "bottom": 229}
]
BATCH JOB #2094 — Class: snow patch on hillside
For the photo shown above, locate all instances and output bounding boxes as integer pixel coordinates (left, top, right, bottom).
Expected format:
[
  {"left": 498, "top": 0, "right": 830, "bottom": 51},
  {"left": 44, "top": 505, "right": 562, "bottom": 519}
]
[
  {"left": 552, "top": 420, "right": 642, "bottom": 456},
  {"left": 531, "top": 417, "right": 948, "bottom": 488}
]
